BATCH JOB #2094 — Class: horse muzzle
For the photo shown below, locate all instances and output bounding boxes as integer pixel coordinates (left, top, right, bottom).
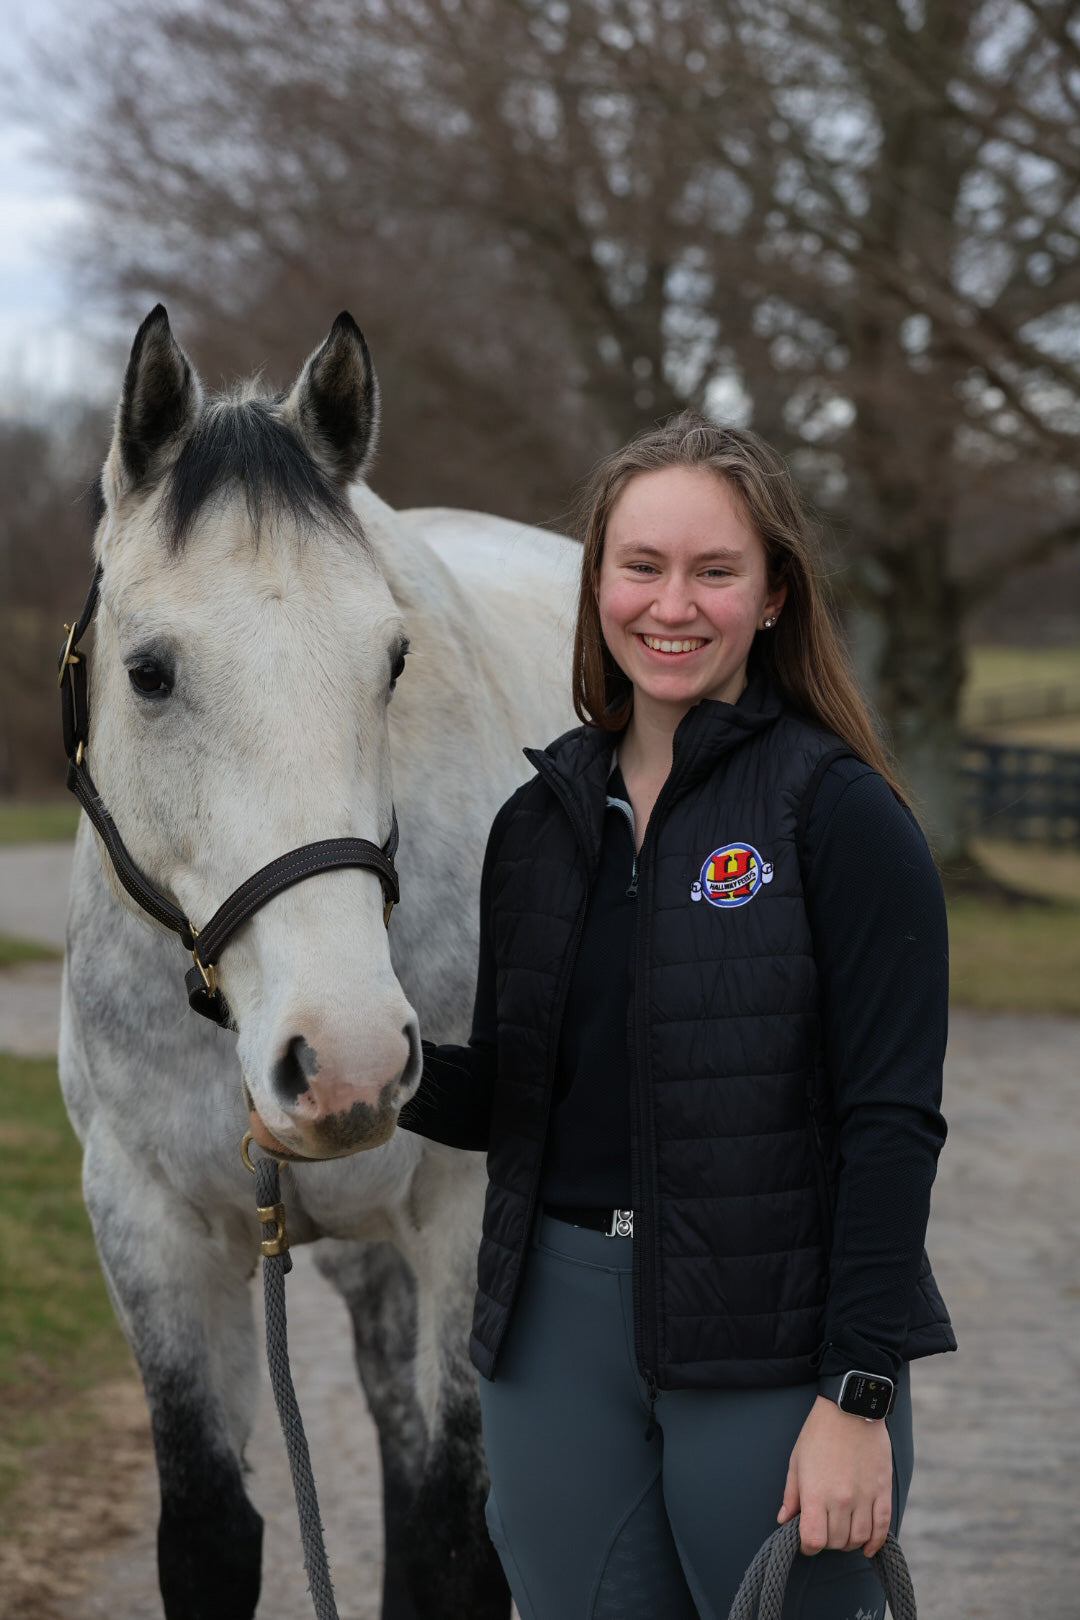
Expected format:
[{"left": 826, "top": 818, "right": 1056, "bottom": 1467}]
[{"left": 243, "top": 1021, "right": 419, "bottom": 1159}]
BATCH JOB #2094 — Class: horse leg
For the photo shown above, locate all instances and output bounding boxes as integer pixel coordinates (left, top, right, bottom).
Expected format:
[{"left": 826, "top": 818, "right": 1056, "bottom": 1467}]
[
  {"left": 318, "top": 1218, "right": 509, "bottom": 1620},
  {"left": 82, "top": 1125, "right": 263, "bottom": 1620},
  {"left": 315, "top": 1239, "right": 426, "bottom": 1620},
  {"left": 397, "top": 1153, "right": 512, "bottom": 1620},
  {"left": 406, "top": 1320, "right": 509, "bottom": 1620}
]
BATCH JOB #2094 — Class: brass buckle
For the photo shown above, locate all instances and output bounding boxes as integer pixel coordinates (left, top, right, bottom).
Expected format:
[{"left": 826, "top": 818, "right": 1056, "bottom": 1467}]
[
  {"left": 189, "top": 928, "right": 217, "bottom": 996},
  {"left": 58, "top": 621, "right": 82, "bottom": 688},
  {"left": 255, "top": 1201, "right": 289, "bottom": 1258},
  {"left": 240, "top": 1131, "right": 290, "bottom": 1257}
]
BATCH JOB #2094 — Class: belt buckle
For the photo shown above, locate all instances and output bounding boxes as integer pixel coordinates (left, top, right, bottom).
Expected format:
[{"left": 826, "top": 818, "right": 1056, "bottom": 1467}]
[{"left": 606, "top": 1209, "right": 634, "bottom": 1239}]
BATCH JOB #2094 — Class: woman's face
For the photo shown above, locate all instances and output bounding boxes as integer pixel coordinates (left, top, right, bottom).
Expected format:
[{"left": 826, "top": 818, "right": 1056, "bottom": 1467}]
[{"left": 597, "top": 465, "right": 786, "bottom": 719}]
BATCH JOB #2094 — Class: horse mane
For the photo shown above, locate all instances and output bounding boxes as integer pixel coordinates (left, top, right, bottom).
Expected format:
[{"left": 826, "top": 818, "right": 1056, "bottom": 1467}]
[{"left": 133, "top": 389, "right": 366, "bottom": 554}]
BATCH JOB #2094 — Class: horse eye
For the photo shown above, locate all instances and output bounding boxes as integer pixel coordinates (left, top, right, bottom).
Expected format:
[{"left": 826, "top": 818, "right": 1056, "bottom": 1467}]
[
  {"left": 128, "top": 661, "right": 172, "bottom": 697},
  {"left": 389, "top": 646, "right": 409, "bottom": 687}
]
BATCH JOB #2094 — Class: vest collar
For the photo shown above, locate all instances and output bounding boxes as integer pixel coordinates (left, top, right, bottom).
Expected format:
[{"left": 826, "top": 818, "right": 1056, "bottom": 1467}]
[{"left": 525, "top": 669, "right": 784, "bottom": 867}]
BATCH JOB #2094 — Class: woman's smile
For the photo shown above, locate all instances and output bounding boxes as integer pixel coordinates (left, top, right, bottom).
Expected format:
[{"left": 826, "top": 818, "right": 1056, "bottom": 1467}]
[{"left": 637, "top": 634, "right": 709, "bottom": 656}]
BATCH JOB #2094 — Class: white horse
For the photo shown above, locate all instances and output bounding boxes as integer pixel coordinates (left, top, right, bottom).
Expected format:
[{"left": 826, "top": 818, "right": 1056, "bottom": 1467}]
[{"left": 58, "top": 307, "right": 578, "bottom": 1619}]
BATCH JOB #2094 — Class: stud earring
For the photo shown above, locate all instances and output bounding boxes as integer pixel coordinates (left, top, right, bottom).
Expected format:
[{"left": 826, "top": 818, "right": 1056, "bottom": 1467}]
[{"left": 763, "top": 615, "right": 778, "bottom": 629}]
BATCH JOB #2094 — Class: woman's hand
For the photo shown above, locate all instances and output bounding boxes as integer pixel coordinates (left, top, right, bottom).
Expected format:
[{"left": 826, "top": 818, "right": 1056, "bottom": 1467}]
[{"left": 776, "top": 1396, "right": 893, "bottom": 1557}]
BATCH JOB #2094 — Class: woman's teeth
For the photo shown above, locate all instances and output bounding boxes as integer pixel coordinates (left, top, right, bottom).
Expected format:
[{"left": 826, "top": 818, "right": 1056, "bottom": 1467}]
[{"left": 641, "top": 635, "right": 706, "bottom": 654}]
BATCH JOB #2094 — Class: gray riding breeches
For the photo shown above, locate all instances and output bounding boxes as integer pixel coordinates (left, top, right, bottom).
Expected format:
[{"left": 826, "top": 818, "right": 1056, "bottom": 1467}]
[{"left": 477, "top": 1214, "right": 914, "bottom": 1620}]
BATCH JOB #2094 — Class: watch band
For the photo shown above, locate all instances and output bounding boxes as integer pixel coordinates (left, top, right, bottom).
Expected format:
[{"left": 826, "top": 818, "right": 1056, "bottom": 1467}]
[{"left": 819, "top": 1369, "right": 897, "bottom": 1420}]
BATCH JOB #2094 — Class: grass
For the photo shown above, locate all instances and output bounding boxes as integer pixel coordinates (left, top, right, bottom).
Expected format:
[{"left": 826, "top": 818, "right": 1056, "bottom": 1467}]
[
  {"left": 0, "top": 801, "right": 80, "bottom": 845},
  {"left": 979, "top": 716, "right": 1080, "bottom": 747},
  {"left": 0, "top": 935, "right": 63, "bottom": 969},
  {"left": 965, "top": 644, "right": 1080, "bottom": 693},
  {"left": 948, "top": 897, "right": 1080, "bottom": 1017},
  {"left": 0, "top": 1053, "right": 131, "bottom": 1507},
  {"left": 973, "top": 839, "right": 1080, "bottom": 905}
]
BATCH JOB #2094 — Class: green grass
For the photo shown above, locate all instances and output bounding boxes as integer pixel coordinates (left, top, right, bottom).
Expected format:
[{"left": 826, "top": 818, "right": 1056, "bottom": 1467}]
[
  {"left": 974, "top": 839, "right": 1080, "bottom": 905},
  {"left": 0, "top": 801, "right": 80, "bottom": 845},
  {"left": 966, "top": 644, "right": 1080, "bottom": 694},
  {"left": 0, "top": 1054, "right": 129, "bottom": 1505},
  {"left": 0, "top": 935, "right": 63, "bottom": 968},
  {"left": 948, "top": 897, "right": 1080, "bottom": 1016}
]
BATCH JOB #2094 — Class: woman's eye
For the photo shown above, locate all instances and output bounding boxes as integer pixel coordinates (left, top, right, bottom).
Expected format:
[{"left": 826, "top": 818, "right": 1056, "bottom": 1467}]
[{"left": 128, "top": 661, "right": 172, "bottom": 697}]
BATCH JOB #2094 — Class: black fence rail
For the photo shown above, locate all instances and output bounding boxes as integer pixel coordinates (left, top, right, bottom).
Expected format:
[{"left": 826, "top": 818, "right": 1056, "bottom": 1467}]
[
  {"left": 963, "top": 681, "right": 1080, "bottom": 730},
  {"left": 961, "top": 737, "right": 1080, "bottom": 846}
]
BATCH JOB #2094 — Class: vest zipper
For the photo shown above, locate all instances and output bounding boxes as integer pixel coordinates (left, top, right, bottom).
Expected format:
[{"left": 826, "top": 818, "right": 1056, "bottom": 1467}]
[{"left": 628, "top": 754, "right": 690, "bottom": 1405}]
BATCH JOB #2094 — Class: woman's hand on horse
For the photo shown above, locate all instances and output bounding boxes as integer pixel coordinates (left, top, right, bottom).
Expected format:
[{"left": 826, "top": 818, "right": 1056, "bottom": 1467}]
[{"left": 776, "top": 1395, "right": 893, "bottom": 1557}]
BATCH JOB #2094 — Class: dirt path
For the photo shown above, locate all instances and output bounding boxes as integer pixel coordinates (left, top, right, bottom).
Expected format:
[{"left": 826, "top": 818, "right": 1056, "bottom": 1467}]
[
  {"left": 0, "top": 843, "right": 73, "bottom": 948},
  {"left": 2, "top": 842, "right": 1078, "bottom": 1618}
]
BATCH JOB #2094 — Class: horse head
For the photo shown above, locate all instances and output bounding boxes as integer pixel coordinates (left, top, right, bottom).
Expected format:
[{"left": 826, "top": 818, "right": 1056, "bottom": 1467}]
[{"left": 86, "top": 306, "right": 421, "bottom": 1158}]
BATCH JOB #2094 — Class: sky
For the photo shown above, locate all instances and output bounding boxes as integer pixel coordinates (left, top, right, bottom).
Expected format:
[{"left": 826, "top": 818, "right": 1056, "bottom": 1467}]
[{"left": 0, "top": 0, "right": 110, "bottom": 414}]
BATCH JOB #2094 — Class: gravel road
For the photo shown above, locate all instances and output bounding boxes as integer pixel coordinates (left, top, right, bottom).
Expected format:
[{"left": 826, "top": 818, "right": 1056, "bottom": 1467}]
[{"left": 2, "top": 841, "right": 1078, "bottom": 1619}]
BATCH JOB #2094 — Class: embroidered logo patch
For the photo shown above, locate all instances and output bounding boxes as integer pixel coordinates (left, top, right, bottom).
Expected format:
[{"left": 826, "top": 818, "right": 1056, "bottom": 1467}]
[{"left": 690, "top": 844, "right": 773, "bottom": 908}]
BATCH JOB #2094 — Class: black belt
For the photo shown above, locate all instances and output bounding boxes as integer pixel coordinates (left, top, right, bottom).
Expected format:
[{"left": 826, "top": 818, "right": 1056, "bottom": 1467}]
[{"left": 544, "top": 1205, "right": 634, "bottom": 1238}]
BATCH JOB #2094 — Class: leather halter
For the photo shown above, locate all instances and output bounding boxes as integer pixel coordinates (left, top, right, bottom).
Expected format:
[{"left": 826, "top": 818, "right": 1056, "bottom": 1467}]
[{"left": 59, "top": 565, "right": 401, "bottom": 1027}]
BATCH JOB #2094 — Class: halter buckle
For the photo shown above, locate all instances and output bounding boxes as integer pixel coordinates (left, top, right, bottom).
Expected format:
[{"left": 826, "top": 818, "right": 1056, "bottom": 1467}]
[
  {"left": 383, "top": 895, "right": 395, "bottom": 929},
  {"left": 58, "top": 621, "right": 82, "bottom": 688},
  {"left": 189, "top": 929, "right": 217, "bottom": 996}
]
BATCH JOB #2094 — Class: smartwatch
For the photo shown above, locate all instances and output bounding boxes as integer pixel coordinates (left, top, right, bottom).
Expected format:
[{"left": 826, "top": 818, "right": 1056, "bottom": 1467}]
[{"left": 818, "top": 1370, "right": 896, "bottom": 1420}]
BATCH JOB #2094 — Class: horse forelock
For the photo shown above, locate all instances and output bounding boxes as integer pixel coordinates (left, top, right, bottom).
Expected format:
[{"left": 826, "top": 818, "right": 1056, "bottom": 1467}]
[{"left": 157, "top": 390, "right": 368, "bottom": 556}]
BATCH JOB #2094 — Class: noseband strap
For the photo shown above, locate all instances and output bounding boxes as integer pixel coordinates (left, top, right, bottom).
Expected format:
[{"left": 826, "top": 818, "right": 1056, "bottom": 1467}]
[{"left": 59, "top": 566, "right": 401, "bottom": 1028}]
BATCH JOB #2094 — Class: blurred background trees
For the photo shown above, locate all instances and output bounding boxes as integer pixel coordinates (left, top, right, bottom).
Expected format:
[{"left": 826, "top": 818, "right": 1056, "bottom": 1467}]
[{"left": 3, "top": 0, "right": 1079, "bottom": 864}]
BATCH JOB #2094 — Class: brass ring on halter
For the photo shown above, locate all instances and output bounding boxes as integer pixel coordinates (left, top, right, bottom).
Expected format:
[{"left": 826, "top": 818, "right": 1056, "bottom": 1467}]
[{"left": 240, "top": 1128, "right": 292, "bottom": 1174}]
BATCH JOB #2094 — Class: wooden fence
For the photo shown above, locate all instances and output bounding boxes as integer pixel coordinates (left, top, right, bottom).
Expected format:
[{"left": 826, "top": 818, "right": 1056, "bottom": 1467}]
[{"left": 960, "top": 737, "right": 1080, "bottom": 846}]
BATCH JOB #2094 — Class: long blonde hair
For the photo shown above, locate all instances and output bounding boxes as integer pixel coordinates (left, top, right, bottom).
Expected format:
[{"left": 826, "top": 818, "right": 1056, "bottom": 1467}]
[{"left": 570, "top": 412, "right": 905, "bottom": 799}]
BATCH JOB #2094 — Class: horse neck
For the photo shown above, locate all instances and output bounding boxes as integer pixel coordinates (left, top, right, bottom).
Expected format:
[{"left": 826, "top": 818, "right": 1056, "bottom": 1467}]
[{"left": 348, "top": 482, "right": 477, "bottom": 653}]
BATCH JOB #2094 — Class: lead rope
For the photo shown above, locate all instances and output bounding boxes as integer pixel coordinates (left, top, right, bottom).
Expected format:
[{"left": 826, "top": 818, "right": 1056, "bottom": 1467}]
[
  {"left": 246, "top": 1139, "right": 340, "bottom": 1620},
  {"left": 726, "top": 1515, "right": 917, "bottom": 1620}
]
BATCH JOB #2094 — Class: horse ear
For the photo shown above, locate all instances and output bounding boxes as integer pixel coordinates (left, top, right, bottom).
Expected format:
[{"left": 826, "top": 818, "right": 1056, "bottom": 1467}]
[
  {"left": 283, "top": 313, "right": 380, "bottom": 486},
  {"left": 104, "top": 305, "right": 202, "bottom": 503}
]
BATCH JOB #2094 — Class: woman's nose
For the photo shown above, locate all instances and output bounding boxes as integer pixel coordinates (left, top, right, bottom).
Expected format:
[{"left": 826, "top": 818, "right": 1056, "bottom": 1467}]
[{"left": 651, "top": 576, "right": 695, "bottom": 623}]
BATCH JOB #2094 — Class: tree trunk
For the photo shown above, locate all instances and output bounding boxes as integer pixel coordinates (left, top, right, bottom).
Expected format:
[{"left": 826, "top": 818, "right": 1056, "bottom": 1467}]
[{"left": 849, "top": 532, "right": 968, "bottom": 864}]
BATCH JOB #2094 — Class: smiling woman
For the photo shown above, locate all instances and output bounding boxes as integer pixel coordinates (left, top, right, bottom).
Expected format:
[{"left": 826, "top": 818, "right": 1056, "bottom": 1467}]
[{"left": 400, "top": 411, "right": 955, "bottom": 1620}]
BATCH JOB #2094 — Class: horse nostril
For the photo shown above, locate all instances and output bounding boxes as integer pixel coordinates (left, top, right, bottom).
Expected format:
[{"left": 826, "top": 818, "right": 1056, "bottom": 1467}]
[
  {"left": 401, "top": 1021, "right": 422, "bottom": 1091},
  {"left": 273, "top": 1035, "right": 319, "bottom": 1105}
]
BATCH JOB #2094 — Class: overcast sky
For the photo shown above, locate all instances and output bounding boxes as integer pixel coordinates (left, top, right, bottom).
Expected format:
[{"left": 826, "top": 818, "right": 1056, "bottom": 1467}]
[{"left": 0, "top": 0, "right": 110, "bottom": 412}]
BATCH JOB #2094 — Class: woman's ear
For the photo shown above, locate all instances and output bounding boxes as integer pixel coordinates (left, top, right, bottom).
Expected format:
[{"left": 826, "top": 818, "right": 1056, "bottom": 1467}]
[{"left": 763, "top": 580, "right": 788, "bottom": 626}]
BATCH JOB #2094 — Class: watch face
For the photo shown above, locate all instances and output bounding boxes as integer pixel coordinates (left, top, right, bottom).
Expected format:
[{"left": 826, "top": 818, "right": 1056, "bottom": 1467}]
[{"left": 838, "top": 1372, "right": 894, "bottom": 1420}]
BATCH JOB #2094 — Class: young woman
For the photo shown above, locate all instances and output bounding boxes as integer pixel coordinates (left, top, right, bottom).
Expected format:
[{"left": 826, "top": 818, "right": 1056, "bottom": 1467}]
[{"left": 400, "top": 414, "right": 955, "bottom": 1620}]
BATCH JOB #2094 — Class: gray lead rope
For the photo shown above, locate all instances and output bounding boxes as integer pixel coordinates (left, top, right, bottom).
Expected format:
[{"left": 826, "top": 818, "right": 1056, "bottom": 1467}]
[
  {"left": 726, "top": 1515, "right": 917, "bottom": 1620},
  {"left": 252, "top": 1153, "right": 340, "bottom": 1620}
]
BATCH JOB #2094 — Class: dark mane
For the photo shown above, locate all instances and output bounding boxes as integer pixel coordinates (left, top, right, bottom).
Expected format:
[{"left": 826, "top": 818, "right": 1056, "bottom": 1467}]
[{"left": 160, "top": 395, "right": 362, "bottom": 552}]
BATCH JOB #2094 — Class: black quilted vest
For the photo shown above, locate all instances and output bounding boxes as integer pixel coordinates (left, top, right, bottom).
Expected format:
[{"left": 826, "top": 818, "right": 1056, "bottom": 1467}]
[{"left": 470, "top": 683, "right": 948, "bottom": 1388}]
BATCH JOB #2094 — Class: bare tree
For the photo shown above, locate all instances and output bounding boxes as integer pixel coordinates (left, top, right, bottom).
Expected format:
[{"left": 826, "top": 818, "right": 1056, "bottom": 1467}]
[
  {"left": 0, "top": 406, "right": 105, "bottom": 792},
  {"left": 30, "top": 0, "right": 1080, "bottom": 857}
]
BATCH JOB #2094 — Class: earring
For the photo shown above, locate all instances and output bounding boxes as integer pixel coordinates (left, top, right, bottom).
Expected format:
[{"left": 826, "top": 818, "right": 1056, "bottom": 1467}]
[{"left": 763, "top": 615, "right": 778, "bottom": 629}]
